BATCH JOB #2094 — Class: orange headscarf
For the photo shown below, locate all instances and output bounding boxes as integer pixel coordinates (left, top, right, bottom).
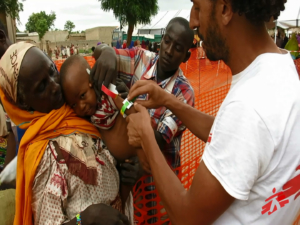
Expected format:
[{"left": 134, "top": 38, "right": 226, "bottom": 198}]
[{"left": 0, "top": 43, "right": 101, "bottom": 225}]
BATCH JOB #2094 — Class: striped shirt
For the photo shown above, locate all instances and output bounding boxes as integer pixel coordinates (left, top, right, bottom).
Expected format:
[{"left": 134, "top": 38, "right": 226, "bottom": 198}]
[{"left": 115, "top": 47, "right": 195, "bottom": 168}]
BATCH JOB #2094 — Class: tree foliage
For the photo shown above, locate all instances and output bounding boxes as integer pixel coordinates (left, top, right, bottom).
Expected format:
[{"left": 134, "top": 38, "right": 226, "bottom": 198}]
[
  {"left": 0, "top": 0, "right": 24, "bottom": 21},
  {"left": 64, "top": 20, "right": 75, "bottom": 34},
  {"left": 35, "top": 19, "right": 48, "bottom": 40},
  {"left": 99, "top": 0, "right": 159, "bottom": 44},
  {"left": 25, "top": 11, "right": 56, "bottom": 40}
]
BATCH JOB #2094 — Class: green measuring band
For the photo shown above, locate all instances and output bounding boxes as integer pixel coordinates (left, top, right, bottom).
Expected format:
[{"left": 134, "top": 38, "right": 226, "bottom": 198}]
[
  {"left": 120, "top": 97, "right": 137, "bottom": 118},
  {"left": 121, "top": 100, "right": 131, "bottom": 118}
]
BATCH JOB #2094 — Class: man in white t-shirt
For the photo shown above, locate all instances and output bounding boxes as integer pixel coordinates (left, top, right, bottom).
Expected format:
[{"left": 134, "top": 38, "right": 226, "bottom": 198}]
[{"left": 124, "top": 0, "right": 300, "bottom": 224}]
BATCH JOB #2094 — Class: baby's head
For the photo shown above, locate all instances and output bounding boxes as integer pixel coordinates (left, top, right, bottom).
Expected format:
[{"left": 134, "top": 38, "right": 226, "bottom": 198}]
[{"left": 60, "top": 55, "right": 97, "bottom": 117}]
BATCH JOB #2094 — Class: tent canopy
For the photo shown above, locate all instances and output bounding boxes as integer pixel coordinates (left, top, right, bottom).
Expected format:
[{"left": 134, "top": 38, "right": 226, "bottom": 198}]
[
  {"left": 138, "top": 10, "right": 190, "bottom": 35},
  {"left": 277, "top": 0, "right": 300, "bottom": 29}
]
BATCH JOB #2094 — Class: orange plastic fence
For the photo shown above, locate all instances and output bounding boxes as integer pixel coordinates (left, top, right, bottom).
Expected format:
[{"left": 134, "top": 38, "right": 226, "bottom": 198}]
[
  {"left": 131, "top": 48, "right": 232, "bottom": 225},
  {"left": 54, "top": 50, "right": 300, "bottom": 225},
  {"left": 54, "top": 56, "right": 96, "bottom": 71}
]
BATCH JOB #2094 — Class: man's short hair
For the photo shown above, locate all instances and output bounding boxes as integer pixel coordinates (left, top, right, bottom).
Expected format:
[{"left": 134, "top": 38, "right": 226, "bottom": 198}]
[
  {"left": 0, "top": 20, "right": 8, "bottom": 35},
  {"left": 218, "top": 0, "right": 286, "bottom": 24},
  {"left": 167, "top": 17, "right": 194, "bottom": 48}
]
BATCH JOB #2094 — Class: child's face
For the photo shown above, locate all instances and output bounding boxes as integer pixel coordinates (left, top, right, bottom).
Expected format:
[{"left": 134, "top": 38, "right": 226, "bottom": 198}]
[{"left": 62, "top": 64, "right": 97, "bottom": 117}]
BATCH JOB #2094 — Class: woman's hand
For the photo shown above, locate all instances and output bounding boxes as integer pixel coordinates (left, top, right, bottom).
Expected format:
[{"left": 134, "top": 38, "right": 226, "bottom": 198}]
[
  {"left": 120, "top": 156, "right": 144, "bottom": 186},
  {"left": 79, "top": 203, "right": 130, "bottom": 225}
]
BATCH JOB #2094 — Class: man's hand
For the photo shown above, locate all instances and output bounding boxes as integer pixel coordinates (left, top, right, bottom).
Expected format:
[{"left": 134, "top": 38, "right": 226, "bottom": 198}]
[
  {"left": 126, "top": 103, "right": 152, "bottom": 148},
  {"left": 120, "top": 156, "right": 144, "bottom": 186},
  {"left": 90, "top": 46, "right": 118, "bottom": 100},
  {"left": 116, "top": 78, "right": 129, "bottom": 99},
  {"left": 128, "top": 80, "right": 171, "bottom": 109}
]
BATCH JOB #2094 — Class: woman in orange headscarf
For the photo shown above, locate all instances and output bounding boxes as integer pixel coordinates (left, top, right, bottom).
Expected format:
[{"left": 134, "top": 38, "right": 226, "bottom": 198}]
[{"left": 0, "top": 42, "right": 132, "bottom": 225}]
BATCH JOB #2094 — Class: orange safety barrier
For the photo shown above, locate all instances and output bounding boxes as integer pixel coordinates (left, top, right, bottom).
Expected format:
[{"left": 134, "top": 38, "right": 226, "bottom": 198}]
[
  {"left": 83, "top": 56, "right": 96, "bottom": 68},
  {"left": 54, "top": 56, "right": 96, "bottom": 71},
  {"left": 132, "top": 48, "right": 232, "bottom": 225},
  {"left": 54, "top": 50, "right": 300, "bottom": 225}
]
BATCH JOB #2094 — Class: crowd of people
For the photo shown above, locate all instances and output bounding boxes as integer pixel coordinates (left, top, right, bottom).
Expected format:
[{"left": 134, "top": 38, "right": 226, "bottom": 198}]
[
  {"left": 115, "top": 39, "right": 160, "bottom": 53},
  {"left": 274, "top": 32, "right": 300, "bottom": 59},
  {"left": 46, "top": 43, "right": 95, "bottom": 60},
  {"left": 0, "top": 0, "right": 300, "bottom": 225},
  {"left": 56, "top": 44, "right": 79, "bottom": 59}
]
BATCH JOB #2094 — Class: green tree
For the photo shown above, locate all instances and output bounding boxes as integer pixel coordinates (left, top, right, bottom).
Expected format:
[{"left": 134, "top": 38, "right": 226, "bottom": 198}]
[
  {"left": 35, "top": 19, "right": 48, "bottom": 40},
  {"left": 0, "top": 0, "right": 24, "bottom": 21},
  {"left": 64, "top": 20, "right": 75, "bottom": 34},
  {"left": 99, "top": 0, "right": 158, "bottom": 45},
  {"left": 25, "top": 11, "right": 56, "bottom": 40}
]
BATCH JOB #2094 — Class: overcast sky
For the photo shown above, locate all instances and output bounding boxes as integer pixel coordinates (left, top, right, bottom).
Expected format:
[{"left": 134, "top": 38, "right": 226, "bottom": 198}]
[{"left": 18, "top": 0, "right": 193, "bottom": 32}]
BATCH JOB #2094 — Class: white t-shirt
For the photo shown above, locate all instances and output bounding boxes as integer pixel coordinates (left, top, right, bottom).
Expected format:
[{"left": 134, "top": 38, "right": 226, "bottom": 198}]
[{"left": 203, "top": 51, "right": 300, "bottom": 225}]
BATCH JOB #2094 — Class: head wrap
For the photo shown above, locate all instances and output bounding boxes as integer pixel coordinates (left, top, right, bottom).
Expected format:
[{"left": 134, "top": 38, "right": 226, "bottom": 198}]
[
  {"left": 0, "top": 42, "right": 35, "bottom": 104},
  {"left": 97, "top": 42, "right": 102, "bottom": 46}
]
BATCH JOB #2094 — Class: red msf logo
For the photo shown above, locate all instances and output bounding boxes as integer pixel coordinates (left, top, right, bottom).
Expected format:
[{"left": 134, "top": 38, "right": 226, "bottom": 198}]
[
  {"left": 262, "top": 165, "right": 300, "bottom": 215},
  {"left": 207, "top": 133, "right": 212, "bottom": 143}
]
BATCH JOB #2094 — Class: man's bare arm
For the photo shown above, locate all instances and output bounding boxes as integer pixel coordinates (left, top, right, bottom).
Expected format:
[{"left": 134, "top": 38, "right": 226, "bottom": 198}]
[
  {"left": 143, "top": 132, "right": 234, "bottom": 225},
  {"left": 128, "top": 81, "right": 215, "bottom": 142},
  {"left": 126, "top": 105, "right": 234, "bottom": 225}
]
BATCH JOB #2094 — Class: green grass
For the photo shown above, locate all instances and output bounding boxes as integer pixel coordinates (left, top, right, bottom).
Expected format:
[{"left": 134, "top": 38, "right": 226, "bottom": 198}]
[{"left": 78, "top": 49, "right": 92, "bottom": 54}]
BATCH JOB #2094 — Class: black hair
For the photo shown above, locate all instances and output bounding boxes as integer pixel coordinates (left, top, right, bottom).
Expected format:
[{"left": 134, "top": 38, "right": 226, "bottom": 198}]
[
  {"left": 166, "top": 17, "right": 194, "bottom": 48},
  {"left": 60, "top": 55, "right": 89, "bottom": 86},
  {"left": 0, "top": 20, "right": 8, "bottom": 35},
  {"left": 91, "top": 46, "right": 95, "bottom": 52},
  {"left": 226, "top": 0, "right": 286, "bottom": 24}
]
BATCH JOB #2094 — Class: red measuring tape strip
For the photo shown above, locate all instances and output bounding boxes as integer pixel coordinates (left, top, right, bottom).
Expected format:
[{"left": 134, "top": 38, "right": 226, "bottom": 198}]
[{"left": 101, "top": 84, "right": 118, "bottom": 99}]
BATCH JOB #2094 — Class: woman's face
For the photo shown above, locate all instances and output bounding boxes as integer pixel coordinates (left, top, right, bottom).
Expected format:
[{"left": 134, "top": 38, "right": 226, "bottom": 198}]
[{"left": 17, "top": 47, "right": 64, "bottom": 113}]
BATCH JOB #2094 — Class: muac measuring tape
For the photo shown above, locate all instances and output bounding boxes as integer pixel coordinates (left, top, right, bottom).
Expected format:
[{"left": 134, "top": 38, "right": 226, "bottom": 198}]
[
  {"left": 88, "top": 67, "right": 137, "bottom": 115},
  {"left": 101, "top": 83, "right": 136, "bottom": 118}
]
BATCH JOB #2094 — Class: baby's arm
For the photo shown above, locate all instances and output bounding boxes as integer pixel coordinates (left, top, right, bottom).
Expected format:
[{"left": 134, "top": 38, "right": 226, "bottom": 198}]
[
  {"left": 105, "top": 96, "right": 151, "bottom": 173},
  {"left": 98, "top": 95, "right": 143, "bottom": 209},
  {"left": 98, "top": 95, "right": 139, "bottom": 162}
]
